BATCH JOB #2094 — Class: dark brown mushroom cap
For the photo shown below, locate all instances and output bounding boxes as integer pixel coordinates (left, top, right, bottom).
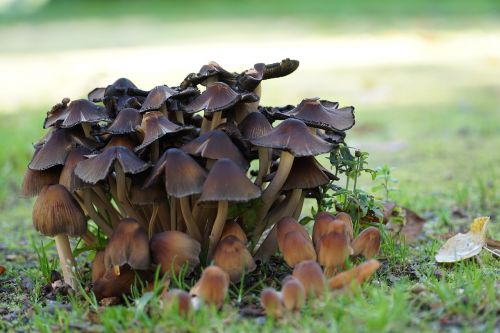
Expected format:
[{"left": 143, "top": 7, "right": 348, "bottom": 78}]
[
  {"left": 199, "top": 158, "right": 261, "bottom": 202},
  {"left": 250, "top": 118, "right": 333, "bottom": 157},
  {"left": 104, "top": 78, "right": 147, "bottom": 98},
  {"left": 262, "top": 58, "right": 299, "bottom": 80},
  {"left": 130, "top": 176, "right": 166, "bottom": 205},
  {"left": 21, "top": 166, "right": 61, "bottom": 197},
  {"left": 106, "top": 108, "right": 142, "bottom": 135},
  {"left": 59, "top": 146, "right": 92, "bottom": 192},
  {"left": 93, "top": 265, "right": 151, "bottom": 301},
  {"left": 32, "top": 184, "right": 87, "bottom": 237},
  {"left": 237, "top": 63, "right": 265, "bottom": 91},
  {"left": 181, "top": 130, "right": 248, "bottom": 170},
  {"left": 181, "top": 61, "right": 237, "bottom": 88},
  {"left": 183, "top": 82, "right": 258, "bottom": 114},
  {"left": 88, "top": 87, "right": 106, "bottom": 103},
  {"left": 43, "top": 98, "right": 70, "bottom": 128},
  {"left": 140, "top": 85, "right": 198, "bottom": 113},
  {"left": 59, "top": 99, "right": 111, "bottom": 128},
  {"left": 28, "top": 128, "right": 97, "bottom": 171},
  {"left": 282, "top": 156, "right": 330, "bottom": 191},
  {"left": 238, "top": 111, "right": 273, "bottom": 140},
  {"left": 150, "top": 231, "right": 201, "bottom": 275},
  {"left": 281, "top": 98, "right": 355, "bottom": 131},
  {"left": 74, "top": 146, "right": 149, "bottom": 184},
  {"left": 104, "top": 218, "right": 151, "bottom": 271},
  {"left": 134, "top": 111, "right": 194, "bottom": 151},
  {"left": 317, "top": 129, "right": 346, "bottom": 145}
]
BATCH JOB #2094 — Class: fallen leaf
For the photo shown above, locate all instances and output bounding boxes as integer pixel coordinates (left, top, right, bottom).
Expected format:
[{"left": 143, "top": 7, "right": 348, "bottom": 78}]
[
  {"left": 486, "top": 237, "right": 500, "bottom": 250},
  {"left": 0, "top": 266, "right": 5, "bottom": 275},
  {"left": 400, "top": 208, "right": 426, "bottom": 243},
  {"left": 435, "top": 216, "right": 490, "bottom": 263}
]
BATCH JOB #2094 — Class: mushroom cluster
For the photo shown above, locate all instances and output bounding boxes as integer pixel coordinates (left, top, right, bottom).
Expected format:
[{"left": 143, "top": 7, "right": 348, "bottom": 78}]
[{"left": 23, "top": 59, "right": 360, "bottom": 296}]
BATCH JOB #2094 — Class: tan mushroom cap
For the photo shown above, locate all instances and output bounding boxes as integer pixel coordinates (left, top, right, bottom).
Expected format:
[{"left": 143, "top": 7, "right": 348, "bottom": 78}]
[
  {"left": 213, "top": 236, "right": 256, "bottom": 282},
  {"left": 150, "top": 231, "right": 201, "bottom": 275},
  {"left": 106, "top": 108, "right": 142, "bottom": 135},
  {"left": 190, "top": 266, "right": 229, "bottom": 310},
  {"left": 276, "top": 217, "right": 310, "bottom": 244},
  {"left": 335, "top": 212, "right": 354, "bottom": 242},
  {"left": 250, "top": 118, "right": 333, "bottom": 157},
  {"left": 281, "top": 276, "right": 306, "bottom": 312},
  {"left": 104, "top": 218, "right": 151, "bottom": 271},
  {"left": 32, "top": 184, "right": 87, "bottom": 237},
  {"left": 352, "top": 227, "right": 381, "bottom": 258},
  {"left": 221, "top": 220, "right": 247, "bottom": 244},
  {"left": 93, "top": 265, "right": 149, "bottom": 300},
  {"left": 21, "top": 166, "right": 61, "bottom": 197},
  {"left": 292, "top": 260, "right": 326, "bottom": 297},
  {"left": 260, "top": 288, "right": 283, "bottom": 318},
  {"left": 316, "top": 230, "right": 350, "bottom": 272},
  {"left": 313, "top": 211, "right": 336, "bottom": 246},
  {"left": 279, "top": 231, "right": 317, "bottom": 267},
  {"left": 199, "top": 158, "right": 260, "bottom": 203},
  {"left": 328, "top": 259, "right": 381, "bottom": 290},
  {"left": 162, "top": 289, "right": 191, "bottom": 318}
]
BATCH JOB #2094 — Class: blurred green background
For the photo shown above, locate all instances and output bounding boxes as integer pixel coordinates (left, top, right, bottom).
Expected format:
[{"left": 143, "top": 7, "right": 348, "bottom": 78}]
[{"left": 0, "top": 0, "right": 499, "bottom": 219}]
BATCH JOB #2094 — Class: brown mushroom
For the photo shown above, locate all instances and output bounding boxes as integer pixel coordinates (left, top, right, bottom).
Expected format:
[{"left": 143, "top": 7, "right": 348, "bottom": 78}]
[
  {"left": 150, "top": 231, "right": 201, "bottom": 276},
  {"left": 276, "top": 217, "right": 316, "bottom": 267},
  {"left": 106, "top": 108, "right": 142, "bottom": 135},
  {"left": 312, "top": 211, "right": 336, "bottom": 246},
  {"left": 352, "top": 227, "right": 381, "bottom": 258},
  {"left": 91, "top": 251, "right": 106, "bottom": 283},
  {"left": 190, "top": 266, "right": 229, "bottom": 310},
  {"left": 335, "top": 212, "right": 354, "bottom": 242},
  {"left": 21, "top": 166, "right": 61, "bottom": 197},
  {"left": 220, "top": 220, "right": 247, "bottom": 244},
  {"left": 328, "top": 259, "right": 381, "bottom": 290},
  {"left": 93, "top": 265, "right": 149, "bottom": 300},
  {"left": 213, "top": 236, "right": 256, "bottom": 282},
  {"left": 281, "top": 276, "right": 305, "bottom": 312},
  {"left": 260, "top": 288, "right": 283, "bottom": 318},
  {"left": 316, "top": 226, "right": 351, "bottom": 278},
  {"left": 161, "top": 289, "right": 191, "bottom": 318},
  {"left": 292, "top": 260, "right": 326, "bottom": 298}
]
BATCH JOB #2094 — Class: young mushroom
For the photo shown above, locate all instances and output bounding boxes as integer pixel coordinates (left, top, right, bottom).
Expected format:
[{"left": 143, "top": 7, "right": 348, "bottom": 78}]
[
  {"left": 220, "top": 220, "right": 248, "bottom": 244},
  {"left": 161, "top": 289, "right": 192, "bottom": 318},
  {"left": 328, "top": 259, "right": 381, "bottom": 290},
  {"left": 190, "top": 266, "right": 229, "bottom": 310},
  {"left": 316, "top": 222, "right": 351, "bottom": 278},
  {"left": 352, "top": 227, "right": 381, "bottom": 258},
  {"left": 260, "top": 288, "right": 284, "bottom": 318},
  {"left": 292, "top": 260, "right": 326, "bottom": 298},
  {"left": 276, "top": 217, "right": 316, "bottom": 267},
  {"left": 213, "top": 235, "right": 256, "bottom": 282},
  {"left": 150, "top": 231, "right": 201, "bottom": 276},
  {"left": 281, "top": 276, "right": 306, "bottom": 312}
]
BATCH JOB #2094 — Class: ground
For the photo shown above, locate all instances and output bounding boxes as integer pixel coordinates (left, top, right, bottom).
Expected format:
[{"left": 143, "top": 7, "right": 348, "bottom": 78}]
[{"left": 0, "top": 1, "right": 499, "bottom": 332}]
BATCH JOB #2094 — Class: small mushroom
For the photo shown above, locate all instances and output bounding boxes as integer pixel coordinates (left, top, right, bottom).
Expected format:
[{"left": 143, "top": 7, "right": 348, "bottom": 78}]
[
  {"left": 161, "top": 289, "right": 191, "bottom": 318},
  {"left": 312, "top": 211, "right": 336, "bottom": 246},
  {"left": 328, "top": 259, "right": 381, "bottom": 290},
  {"left": 292, "top": 260, "right": 326, "bottom": 298},
  {"left": 91, "top": 251, "right": 106, "bottom": 283},
  {"left": 260, "top": 288, "right": 283, "bottom": 318},
  {"left": 190, "top": 266, "right": 229, "bottom": 310},
  {"left": 106, "top": 108, "right": 142, "bottom": 135},
  {"left": 281, "top": 276, "right": 305, "bottom": 312},
  {"left": 352, "top": 227, "right": 381, "bottom": 258},
  {"left": 316, "top": 228, "right": 351, "bottom": 278},
  {"left": 32, "top": 184, "right": 87, "bottom": 287},
  {"left": 276, "top": 217, "right": 316, "bottom": 267},
  {"left": 220, "top": 220, "right": 247, "bottom": 244},
  {"left": 93, "top": 265, "right": 148, "bottom": 300},
  {"left": 150, "top": 231, "right": 201, "bottom": 276},
  {"left": 335, "top": 212, "right": 354, "bottom": 242},
  {"left": 213, "top": 236, "right": 256, "bottom": 282}
]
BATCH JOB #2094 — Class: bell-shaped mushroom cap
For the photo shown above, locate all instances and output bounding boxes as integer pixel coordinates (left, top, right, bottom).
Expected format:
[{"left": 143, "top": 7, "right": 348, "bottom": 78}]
[
  {"left": 59, "top": 146, "right": 92, "bottom": 192},
  {"left": 135, "top": 111, "right": 193, "bottom": 151},
  {"left": 181, "top": 130, "right": 248, "bottom": 170},
  {"left": 21, "top": 166, "right": 61, "bottom": 197},
  {"left": 279, "top": 230, "right": 317, "bottom": 267},
  {"left": 317, "top": 231, "right": 350, "bottom": 270},
  {"left": 59, "top": 99, "right": 110, "bottom": 128},
  {"left": 221, "top": 220, "right": 247, "bottom": 244},
  {"left": 143, "top": 148, "right": 207, "bottom": 197},
  {"left": 104, "top": 218, "right": 151, "bottom": 271},
  {"left": 236, "top": 63, "right": 265, "bottom": 91},
  {"left": 28, "top": 128, "right": 96, "bottom": 170},
  {"left": 199, "top": 158, "right": 261, "bottom": 202},
  {"left": 292, "top": 260, "right": 326, "bottom": 297},
  {"left": 238, "top": 111, "right": 272, "bottom": 140},
  {"left": 106, "top": 108, "right": 142, "bottom": 135},
  {"left": 32, "top": 184, "right": 87, "bottom": 237},
  {"left": 92, "top": 251, "right": 106, "bottom": 283},
  {"left": 181, "top": 61, "right": 236, "bottom": 88},
  {"left": 93, "top": 265, "right": 150, "bottom": 300},
  {"left": 328, "top": 259, "right": 381, "bottom": 290},
  {"left": 140, "top": 85, "right": 198, "bottom": 112},
  {"left": 281, "top": 156, "right": 330, "bottom": 191},
  {"left": 213, "top": 236, "right": 256, "bottom": 282},
  {"left": 104, "top": 78, "right": 146, "bottom": 98},
  {"left": 335, "top": 212, "right": 354, "bottom": 242},
  {"left": 262, "top": 58, "right": 300, "bottom": 80},
  {"left": 282, "top": 98, "right": 355, "bottom": 131},
  {"left": 43, "top": 98, "right": 71, "bottom": 128},
  {"left": 184, "top": 82, "right": 258, "bottom": 114},
  {"left": 74, "top": 146, "right": 149, "bottom": 185},
  {"left": 130, "top": 176, "right": 166, "bottom": 205},
  {"left": 313, "top": 211, "right": 336, "bottom": 246},
  {"left": 281, "top": 276, "right": 306, "bottom": 311},
  {"left": 150, "top": 231, "right": 201, "bottom": 275},
  {"left": 250, "top": 119, "right": 333, "bottom": 157},
  {"left": 276, "top": 217, "right": 310, "bottom": 245},
  {"left": 162, "top": 289, "right": 191, "bottom": 318},
  {"left": 190, "top": 266, "right": 229, "bottom": 310},
  {"left": 352, "top": 227, "right": 381, "bottom": 258},
  {"left": 260, "top": 288, "right": 283, "bottom": 318}
]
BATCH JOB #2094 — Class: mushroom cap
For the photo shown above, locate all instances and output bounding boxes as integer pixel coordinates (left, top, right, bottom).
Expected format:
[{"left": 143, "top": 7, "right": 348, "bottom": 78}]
[
  {"left": 292, "top": 260, "right": 326, "bottom": 297},
  {"left": 181, "top": 130, "right": 248, "bottom": 170},
  {"left": 352, "top": 227, "right": 381, "bottom": 258},
  {"left": 104, "top": 218, "right": 151, "bottom": 271},
  {"left": 91, "top": 251, "right": 106, "bottom": 283},
  {"left": 106, "top": 108, "right": 142, "bottom": 135},
  {"left": 140, "top": 85, "right": 198, "bottom": 112},
  {"left": 43, "top": 98, "right": 71, "bottom": 128},
  {"left": 279, "top": 230, "right": 317, "bottom": 267},
  {"left": 60, "top": 99, "right": 111, "bottom": 128},
  {"left": 182, "top": 61, "right": 237, "bottom": 87},
  {"left": 150, "top": 231, "right": 201, "bottom": 275},
  {"left": 260, "top": 288, "right": 283, "bottom": 318},
  {"left": 335, "top": 212, "right": 354, "bottom": 241},
  {"left": 280, "top": 98, "right": 355, "bottom": 132},
  {"left": 221, "top": 220, "right": 247, "bottom": 244},
  {"left": 262, "top": 58, "right": 299, "bottom": 80},
  {"left": 199, "top": 158, "right": 261, "bottom": 202},
  {"left": 183, "top": 82, "right": 258, "bottom": 114},
  {"left": 93, "top": 265, "right": 150, "bottom": 300},
  {"left": 135, "top": 111, "right": 194, "bottom": 151},
  {"left": 281, "top": 276, "right": 306, "bottom": 311},
  {"left": 328, "top": 259, "right": 381, "bottom": 290},
  {"left": 190, "top": 266, "right": 229, "bottom": 309},
  {"left": 237, "top": 63, "right": 265, "bottom": 91},
  {"left": 276, "top": 217, "right": 310, "bottom": 245},
  {"left": 313, "top": 211, "right": 336, "bottom": 245},
  {"left": 317, "top": 231, "right": 350, "bottom": 269},
  {"left": 250, "top": 119, "right": 333, "bottom": 157},
  {"left": 32, "top": 184, "right": 87, "bottom": 237},
  {"left": 281, "top": 156, "right": 330, "bottom": 191},
  {"left": 59, "top": 146, "right": 92, "bottom": 192},
  {"left": 238, "top": 111, "right": 272, "bottom": 141},
  {"left": 162, "top": 289, "right": 191, "bottom": 318},
  {"left": 21, "top": 166, "right": 61, "bottom": 197},
  {"left": 317, "top": 129, "right": 346, "bottom": 145},
  {"left": 74, "top": 146, "right": 149, "bottom": 184},
  {"left": 213, "top": 236, "right": 256, "bottom": 282}
]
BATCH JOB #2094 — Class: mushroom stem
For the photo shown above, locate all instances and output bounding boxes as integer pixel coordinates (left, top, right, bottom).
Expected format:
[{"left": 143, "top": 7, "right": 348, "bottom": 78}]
[
  {"left": 148, "top": 203, "right": 160, "bottom": 238},
  {"left": 114, "top": 162, "right": 127, "bottom": 203},
  {"left": 292, "top": 192, "right": 305, "bottom": 219},
  {"left": 81, "top": 123, "right": 92, "bottom": 138},
  {"left": 54, "top": 234, "right": 76, "bottom": 288},
  {"left": 211, "top": 112, "right": 222, "bottom": 129},
  {"left": 82, "top": 231, "right": 95, "bottom": 246},
  {"left": 80, "top": 189, "right": 113, "bottom": 236},
  {"left": 180, "top": 197, "right": 202, "bottom": 242},
  {"left": 160, "top": 104, "right": 168, "bottom": 117},
  {"left": 175, "top": 111, "right": 185, "bottom": 124},
  {"left": 207, "top": 200, "right": 229, "bottom": 259},
  {"left": 254, "top": 151, "right": 295, "bottom": 239},
  {"left": 89, "top": 189, "right": 121, "bottom": 228},
  {"left": 158, "top": 202, "right": 170, "bottom": 231},
  {"left": 255, "top": 147, "right": 271, "bottom": 187},
  {"left": 200, "top": 115, "right": 211, "bottom": 135},
  {"left": 151, "top": 141, "right": 160, "bottom": 162},
  {"left": 170, "top": 197, "right": 177, "bottom": 230}
]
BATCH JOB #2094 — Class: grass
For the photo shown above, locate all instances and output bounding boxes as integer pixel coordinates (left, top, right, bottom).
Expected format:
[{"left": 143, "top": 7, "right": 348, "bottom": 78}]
[{"left": 0, "top": 1, "right": 499, "bottom": 332}]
